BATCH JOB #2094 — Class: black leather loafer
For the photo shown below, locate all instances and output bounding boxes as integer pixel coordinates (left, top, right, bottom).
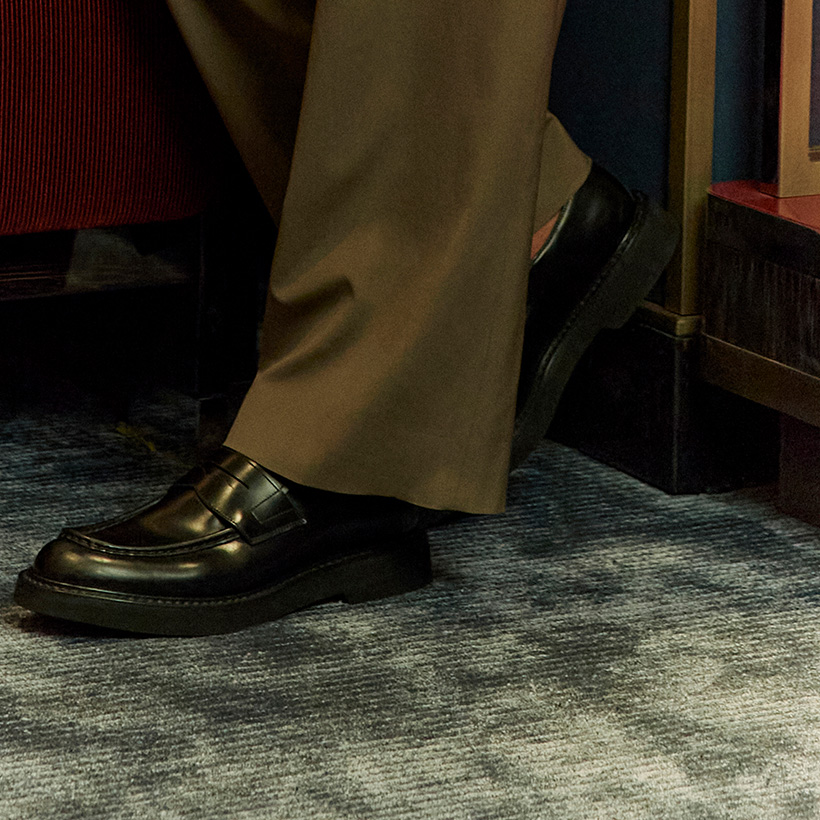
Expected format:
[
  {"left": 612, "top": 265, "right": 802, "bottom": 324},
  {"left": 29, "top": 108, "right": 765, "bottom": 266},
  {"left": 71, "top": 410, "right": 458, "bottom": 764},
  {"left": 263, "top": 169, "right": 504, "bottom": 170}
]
[
  {"left": 14, "top": 447, "right": 432, "bottom": 635},
  {"left": 14, "top": 165, "right": 677, "bottom": 635},
  {"left": 510, "top": 163, "right": 679, "bottom": 467}
]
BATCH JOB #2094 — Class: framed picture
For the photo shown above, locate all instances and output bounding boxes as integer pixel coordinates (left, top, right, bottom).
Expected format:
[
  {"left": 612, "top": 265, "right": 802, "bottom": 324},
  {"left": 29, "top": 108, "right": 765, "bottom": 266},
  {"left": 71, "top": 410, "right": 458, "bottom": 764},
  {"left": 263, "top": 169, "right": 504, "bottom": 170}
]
[{"left": 771, "top": 0, "right": 820, "bottom": 196}]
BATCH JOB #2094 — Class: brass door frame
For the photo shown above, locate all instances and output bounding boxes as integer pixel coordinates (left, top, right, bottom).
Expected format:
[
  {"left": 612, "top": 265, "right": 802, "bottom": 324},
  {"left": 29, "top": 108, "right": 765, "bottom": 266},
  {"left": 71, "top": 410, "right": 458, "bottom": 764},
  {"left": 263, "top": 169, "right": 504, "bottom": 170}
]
[{"left": 664, "top": 0, "right": 717, "bottom": 318}]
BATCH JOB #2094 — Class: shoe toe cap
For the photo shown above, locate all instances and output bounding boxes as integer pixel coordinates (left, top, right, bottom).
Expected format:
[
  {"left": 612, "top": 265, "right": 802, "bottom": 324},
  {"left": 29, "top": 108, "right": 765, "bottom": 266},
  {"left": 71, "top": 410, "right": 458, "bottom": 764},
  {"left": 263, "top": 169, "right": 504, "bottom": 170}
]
[{"left": 32, "top": 532, "right": 122, "bottom": 590}]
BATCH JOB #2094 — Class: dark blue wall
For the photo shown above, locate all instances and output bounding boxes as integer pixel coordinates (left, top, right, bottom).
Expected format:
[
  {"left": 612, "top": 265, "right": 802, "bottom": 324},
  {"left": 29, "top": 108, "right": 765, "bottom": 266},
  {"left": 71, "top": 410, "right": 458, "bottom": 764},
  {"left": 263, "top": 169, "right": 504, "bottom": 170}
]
[
  {"left": 713, "top": 0, "right": 767, "bottom": 181},
  {"left": 549, "top": 0, "right": 767, "bottom": 198},
  {"left": 549, "top": 0, "right": 673, "bottom": 204}
]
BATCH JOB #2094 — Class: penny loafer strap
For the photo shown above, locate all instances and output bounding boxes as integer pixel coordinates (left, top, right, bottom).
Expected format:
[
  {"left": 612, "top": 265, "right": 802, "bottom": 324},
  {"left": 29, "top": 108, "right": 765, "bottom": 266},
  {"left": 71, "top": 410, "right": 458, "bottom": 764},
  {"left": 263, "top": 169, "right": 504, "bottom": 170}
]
[{"left": 176, "top": 449, "right": 307, "bottom": 544}]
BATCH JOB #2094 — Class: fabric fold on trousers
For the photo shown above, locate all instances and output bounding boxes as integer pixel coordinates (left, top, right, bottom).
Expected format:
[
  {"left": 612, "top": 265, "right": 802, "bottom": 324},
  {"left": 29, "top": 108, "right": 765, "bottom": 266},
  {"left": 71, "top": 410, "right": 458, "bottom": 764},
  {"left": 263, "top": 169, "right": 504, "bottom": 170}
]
[{"left": 167, "top": 0, "right": 590, "bottom": 513}]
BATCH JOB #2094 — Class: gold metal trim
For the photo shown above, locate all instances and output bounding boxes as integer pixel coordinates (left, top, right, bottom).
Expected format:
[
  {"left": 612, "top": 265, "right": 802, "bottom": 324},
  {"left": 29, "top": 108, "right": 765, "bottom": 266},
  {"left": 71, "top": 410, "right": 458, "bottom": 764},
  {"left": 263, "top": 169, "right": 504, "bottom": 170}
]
[
  {"left": 666, "top": 0, "right": 718, "bottom": 315},
  {"left": 636, "top": 301, "right": 702, "bottom": 338}
]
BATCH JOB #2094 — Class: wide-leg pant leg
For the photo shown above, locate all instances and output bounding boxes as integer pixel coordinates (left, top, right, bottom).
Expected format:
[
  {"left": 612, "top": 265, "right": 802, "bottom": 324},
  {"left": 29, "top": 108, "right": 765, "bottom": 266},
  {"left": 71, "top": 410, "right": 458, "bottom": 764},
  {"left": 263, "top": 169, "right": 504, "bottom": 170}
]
[{"left": 166, "top": 0, "right": 590, "bottom": 514}]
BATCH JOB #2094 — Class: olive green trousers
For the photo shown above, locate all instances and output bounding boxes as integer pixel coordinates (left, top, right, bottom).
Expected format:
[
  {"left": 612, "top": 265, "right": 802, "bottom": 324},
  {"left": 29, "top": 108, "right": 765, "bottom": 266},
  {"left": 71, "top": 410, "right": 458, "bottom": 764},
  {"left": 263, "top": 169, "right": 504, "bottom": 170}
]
[{"left": 165, "top": 0, "right": 590, "bottom": 513}]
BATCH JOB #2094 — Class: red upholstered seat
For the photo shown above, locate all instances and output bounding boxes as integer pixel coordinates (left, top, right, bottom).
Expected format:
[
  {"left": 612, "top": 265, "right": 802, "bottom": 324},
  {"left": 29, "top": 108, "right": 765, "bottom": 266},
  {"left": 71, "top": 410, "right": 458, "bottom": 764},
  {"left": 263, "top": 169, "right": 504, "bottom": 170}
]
[{"left": 0, "top": 0, "right": 226, "bottom": 236}]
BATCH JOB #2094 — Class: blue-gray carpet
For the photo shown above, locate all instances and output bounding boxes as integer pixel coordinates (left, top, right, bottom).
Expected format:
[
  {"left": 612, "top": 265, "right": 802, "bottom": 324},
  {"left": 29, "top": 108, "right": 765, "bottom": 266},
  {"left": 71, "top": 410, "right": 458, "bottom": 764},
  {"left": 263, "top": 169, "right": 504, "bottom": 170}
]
[{"left": 3, "top": 388, "right": 820, "bottom": 819}]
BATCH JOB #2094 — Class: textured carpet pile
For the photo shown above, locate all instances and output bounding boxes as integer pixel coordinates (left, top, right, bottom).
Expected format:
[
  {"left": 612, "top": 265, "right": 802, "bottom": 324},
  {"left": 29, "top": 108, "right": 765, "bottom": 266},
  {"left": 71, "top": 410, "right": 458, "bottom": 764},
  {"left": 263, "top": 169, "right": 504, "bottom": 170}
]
[{"left": 2, "top": 388, "right": 820, "bottom": 819}]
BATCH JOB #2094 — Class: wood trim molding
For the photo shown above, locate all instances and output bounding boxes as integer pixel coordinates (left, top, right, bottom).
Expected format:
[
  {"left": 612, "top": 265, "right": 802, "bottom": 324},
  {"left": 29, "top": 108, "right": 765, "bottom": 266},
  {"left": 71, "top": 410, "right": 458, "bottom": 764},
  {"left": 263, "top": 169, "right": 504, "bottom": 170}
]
[
  {"left": 667, "top": 0, "right": 718, "bottom": 315},
  {"left": 700, "top": 334, "right": 820, "bottom": 427},
  {"left": 636, "top": 301, "right": 702, "bottom": 338}
]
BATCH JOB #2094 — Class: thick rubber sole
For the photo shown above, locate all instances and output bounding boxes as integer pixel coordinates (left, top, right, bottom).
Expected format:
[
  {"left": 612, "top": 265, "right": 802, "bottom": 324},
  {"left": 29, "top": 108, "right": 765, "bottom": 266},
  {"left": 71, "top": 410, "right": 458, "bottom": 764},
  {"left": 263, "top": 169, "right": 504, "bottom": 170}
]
[
  {"left": 13, "top": 532, "right": 433, "bottom": 636},
  {"left": 510, "top": 194, "right": 680, "bottom": 469}
]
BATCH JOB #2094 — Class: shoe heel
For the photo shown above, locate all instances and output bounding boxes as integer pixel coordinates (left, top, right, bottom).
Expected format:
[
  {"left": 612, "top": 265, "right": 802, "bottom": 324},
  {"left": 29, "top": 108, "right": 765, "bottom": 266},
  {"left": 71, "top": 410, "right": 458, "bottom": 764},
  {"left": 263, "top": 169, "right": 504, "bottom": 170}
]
[{"left": 341, "top": 532, "right": 433, "bottom": 604}]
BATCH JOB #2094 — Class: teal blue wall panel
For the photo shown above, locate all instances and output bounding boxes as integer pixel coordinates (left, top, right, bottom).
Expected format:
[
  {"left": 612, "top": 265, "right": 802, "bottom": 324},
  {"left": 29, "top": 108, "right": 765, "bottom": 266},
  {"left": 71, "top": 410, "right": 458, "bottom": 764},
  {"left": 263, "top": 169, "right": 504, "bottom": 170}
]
[
  {"left": 713, "top": 0, "right": 767, "bottom": 181},
  {"left": 550, "top": 0, "right": 768, "bottom": 197},
  {"left": 549, "top": 0, "right": 673, "bottom": 204}
]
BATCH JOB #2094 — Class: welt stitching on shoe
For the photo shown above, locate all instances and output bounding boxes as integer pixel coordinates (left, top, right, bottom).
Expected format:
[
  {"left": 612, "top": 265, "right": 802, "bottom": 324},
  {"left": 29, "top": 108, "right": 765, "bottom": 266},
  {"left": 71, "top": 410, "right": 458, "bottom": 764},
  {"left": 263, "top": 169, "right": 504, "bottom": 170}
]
[
  {"left": 64, "top": 529, "right": 232, "bottom": 557},
  {"left": 24, "top": 547, "right": 389, "bottom": 607}
]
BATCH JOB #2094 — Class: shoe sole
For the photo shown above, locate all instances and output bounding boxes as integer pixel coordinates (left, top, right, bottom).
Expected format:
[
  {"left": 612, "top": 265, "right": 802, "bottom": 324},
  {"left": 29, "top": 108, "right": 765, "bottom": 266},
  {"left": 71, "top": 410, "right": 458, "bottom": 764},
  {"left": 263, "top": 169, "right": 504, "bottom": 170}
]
[
  {"left": 13, "top": 532, "right": 433, "bottom": 636},
  {"left": 511, "top": 193, "right": 680, "bottom": 468}
]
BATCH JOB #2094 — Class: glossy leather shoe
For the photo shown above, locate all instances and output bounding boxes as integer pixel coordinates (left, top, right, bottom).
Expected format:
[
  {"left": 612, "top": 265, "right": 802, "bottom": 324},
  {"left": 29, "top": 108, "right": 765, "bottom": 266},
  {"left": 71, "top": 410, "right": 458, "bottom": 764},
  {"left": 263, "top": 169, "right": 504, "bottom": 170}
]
[
  {"left": 14, "top": 447, "right": 433, "bottom": 635},
  {"left": 15, "top": 165, "right": 677, "bottom": 636},
  {"left": 510, "top": 164, "right": 679, "bottom": 468}
]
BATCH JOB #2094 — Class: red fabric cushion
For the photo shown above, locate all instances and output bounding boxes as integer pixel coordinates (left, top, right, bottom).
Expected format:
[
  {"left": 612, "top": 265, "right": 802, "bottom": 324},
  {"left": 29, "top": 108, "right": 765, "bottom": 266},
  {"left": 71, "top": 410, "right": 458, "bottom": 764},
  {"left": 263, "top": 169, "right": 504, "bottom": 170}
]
[{"left": 0, "top": 0, "right": 227, "bottom": 235}]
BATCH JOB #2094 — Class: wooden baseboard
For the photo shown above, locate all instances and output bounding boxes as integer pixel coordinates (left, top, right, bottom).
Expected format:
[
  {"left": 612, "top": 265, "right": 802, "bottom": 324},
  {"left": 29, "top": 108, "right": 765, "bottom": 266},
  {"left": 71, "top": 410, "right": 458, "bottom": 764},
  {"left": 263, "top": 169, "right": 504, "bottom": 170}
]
[
  {"left": 549, "top": 321, "right": 778, "bottom": 494},
  {"left": 700, "top": 334, "right": 820, "bottom": 428}
]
